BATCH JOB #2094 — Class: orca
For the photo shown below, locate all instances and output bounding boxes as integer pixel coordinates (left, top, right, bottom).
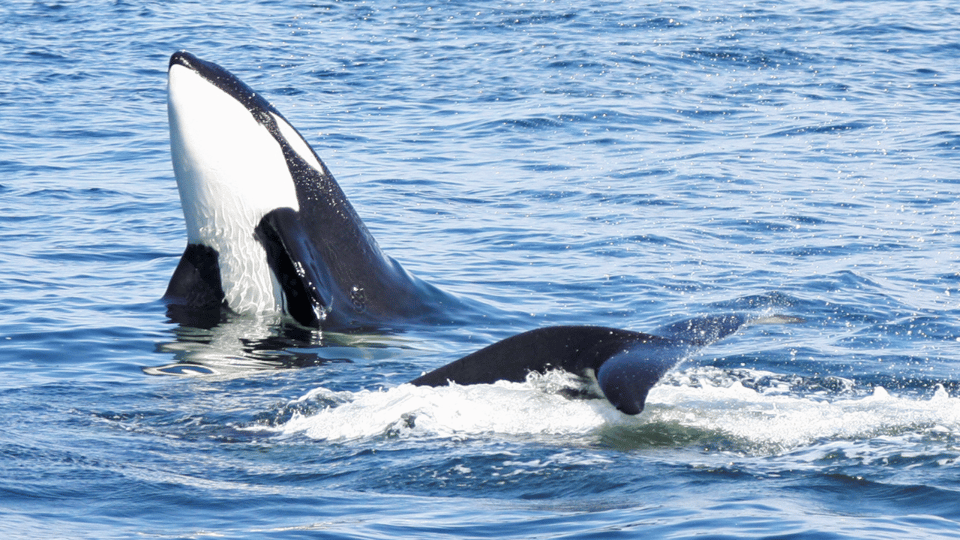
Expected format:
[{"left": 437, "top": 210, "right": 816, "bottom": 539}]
[
  {"left": 411, "top": 314, "right": 801, "bottom": 415},
  {"left": 164, "top": 51, "right": 465, "bottom": 329},
  {"left": 160, "top": 52, "right": 801, "bottom": 417}
]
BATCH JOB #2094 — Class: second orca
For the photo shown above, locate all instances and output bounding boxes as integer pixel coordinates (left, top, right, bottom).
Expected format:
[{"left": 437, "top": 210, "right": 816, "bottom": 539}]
[{"left": 412, "top": 314, "right": 801, "bottom": 415}]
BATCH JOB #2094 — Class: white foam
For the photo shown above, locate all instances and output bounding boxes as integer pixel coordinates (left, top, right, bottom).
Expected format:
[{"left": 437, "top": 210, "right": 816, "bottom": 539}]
[
  {"left": 270, "top": 367, "right": 960, "bottom": 449},
  {"left": 274, "top": 371, "right": 629, "bottom": 441},
  {"left": 645, "top": 371, "right": 960, "bottom": 452}
]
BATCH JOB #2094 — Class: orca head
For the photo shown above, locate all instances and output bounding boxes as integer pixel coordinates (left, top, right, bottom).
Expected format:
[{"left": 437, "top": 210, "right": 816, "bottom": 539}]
[{"left": 166, "top": 51, "right": 327, "bottom": 316}]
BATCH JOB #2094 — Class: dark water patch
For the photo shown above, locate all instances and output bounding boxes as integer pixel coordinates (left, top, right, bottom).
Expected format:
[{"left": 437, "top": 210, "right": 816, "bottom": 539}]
[
  {"left": 843, "top": 22, "right": 941, "bottom": 38},
  {"left": 24, "top": 49, "right": 69, "bottom": 61},
  {"left": 799, "top": 473, "right": 960, "bottom": 521},
  {"left": 764, "top": 121, "right": 873, "bottom": 138},
  {"left": 599, "top": 421, "right": 738, "bottom": 452},
  {"left": 707, "top": 291, "right": 808, "bottom": 312},
  {"left": 768, "top": 240, "right": 911, "bottom": 258},
  {"left": 931, "top": 130, "right": 960, "bottom": 151}
]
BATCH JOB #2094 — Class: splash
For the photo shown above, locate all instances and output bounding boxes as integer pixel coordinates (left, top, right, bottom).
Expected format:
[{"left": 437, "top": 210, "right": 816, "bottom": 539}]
[
  {"left": 646, "top": 370, "right": 960, "bottom": 452},
  {"left": 269, "top": 367, "right": 960, "bottom": 451},
  {"left": 273, "top": 371, "right": 629, "bottom": 441}
]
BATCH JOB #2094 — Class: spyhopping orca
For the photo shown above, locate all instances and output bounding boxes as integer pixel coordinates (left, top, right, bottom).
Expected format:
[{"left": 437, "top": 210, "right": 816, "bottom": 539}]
[
  {"left": 164, "top": 51, "right": 465, "bottom": 329},
  {"left": 412, "top": 314, "right": 801, "bottom": 415}
]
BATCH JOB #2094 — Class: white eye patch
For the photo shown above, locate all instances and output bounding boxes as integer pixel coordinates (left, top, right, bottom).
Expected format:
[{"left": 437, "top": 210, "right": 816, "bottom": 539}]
[{"left": 271, "top": 112, "right": 326, "bottom": 174}]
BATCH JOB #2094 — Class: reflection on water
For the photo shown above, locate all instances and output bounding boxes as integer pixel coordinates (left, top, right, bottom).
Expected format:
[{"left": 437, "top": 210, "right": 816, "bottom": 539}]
[{"left": 147, "top": 312, "right": 418, "bottom": 376}]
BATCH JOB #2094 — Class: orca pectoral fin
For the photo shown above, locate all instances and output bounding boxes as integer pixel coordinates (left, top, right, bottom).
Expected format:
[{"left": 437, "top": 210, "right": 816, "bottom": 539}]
[
  {"left": 255, "top": 207, "right": 333, "bottom": 327},
  {"left": 163, "top": 244, "right": 225, "bottom": 309},
  {"left": 595, "top": 343, "right": 690, "bottom": 415}
]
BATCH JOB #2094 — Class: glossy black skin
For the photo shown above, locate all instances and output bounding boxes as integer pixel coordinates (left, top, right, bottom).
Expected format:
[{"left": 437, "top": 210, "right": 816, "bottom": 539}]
[{"left": 411, "top": 314, "right": 755, "bottom": 415}]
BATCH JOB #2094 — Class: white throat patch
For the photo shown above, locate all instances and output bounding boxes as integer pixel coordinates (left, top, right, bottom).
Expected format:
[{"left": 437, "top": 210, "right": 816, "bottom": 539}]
[{"left": 167, "top": 63, "right": 301, "bottom": 315}]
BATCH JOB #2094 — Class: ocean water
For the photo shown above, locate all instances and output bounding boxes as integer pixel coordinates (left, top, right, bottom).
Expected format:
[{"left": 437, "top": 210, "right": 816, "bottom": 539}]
[{"left": 2, "top": 0, "right": 960, "bottom": 538}]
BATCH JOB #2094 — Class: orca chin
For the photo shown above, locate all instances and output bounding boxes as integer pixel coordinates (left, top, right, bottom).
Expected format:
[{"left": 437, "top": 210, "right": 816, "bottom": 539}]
[
  {"left": 411, "top": 314, "right": 803, "bottom": 415},
  {"left": 163, "top": 51, "right": 467, "bottom": 329}
]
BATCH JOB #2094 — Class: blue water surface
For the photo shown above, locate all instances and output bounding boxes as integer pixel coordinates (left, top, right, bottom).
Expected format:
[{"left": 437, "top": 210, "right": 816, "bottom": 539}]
[{"left": 2, "top": 1, "right": 960, "bottom": 538}]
